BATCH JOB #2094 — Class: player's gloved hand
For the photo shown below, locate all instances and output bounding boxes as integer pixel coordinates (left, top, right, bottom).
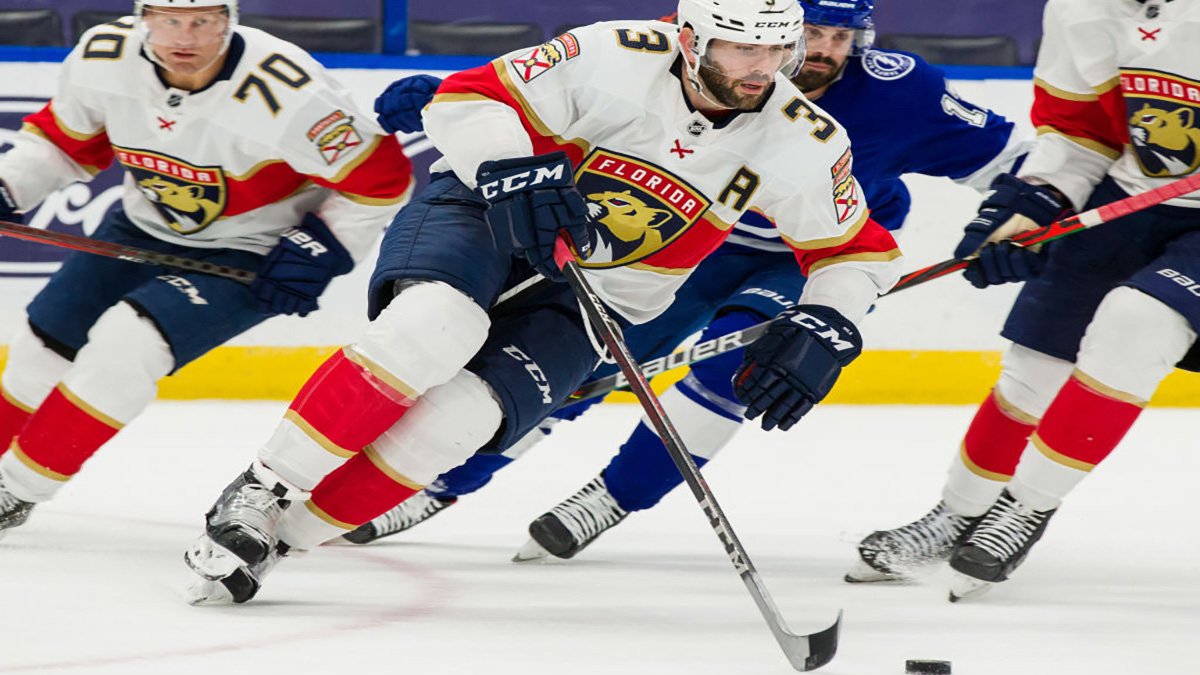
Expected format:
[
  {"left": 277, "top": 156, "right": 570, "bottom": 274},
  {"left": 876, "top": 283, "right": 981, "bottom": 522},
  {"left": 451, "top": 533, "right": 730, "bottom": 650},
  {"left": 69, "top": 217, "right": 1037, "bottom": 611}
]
[
  {"left": 251, "top": 214, "right": 354, "bottom": 317},
  {"left": 733, "top": 304, "right": 862, "bottom": 432},
  {"left": 955, "top": 174, "right": 1070, "bottom": 289},
  {"left": 0, "top": 179, "right": 23, "bottom": 223},
  {"left": 374, "top": 74, "right": 443, "bottom": 134},
  {"left": 475, "top": 151, "right": 592, "bottom": 281}
]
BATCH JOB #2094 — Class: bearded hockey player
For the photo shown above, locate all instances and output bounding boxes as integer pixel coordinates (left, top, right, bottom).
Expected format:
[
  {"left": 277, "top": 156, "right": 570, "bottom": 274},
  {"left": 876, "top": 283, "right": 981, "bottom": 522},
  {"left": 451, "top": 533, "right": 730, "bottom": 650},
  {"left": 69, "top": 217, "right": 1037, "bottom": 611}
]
[
  {"left": 183, "top": 0, "right": 903, "bottom": 604},
  {"left": 349, "top": 0, "right": 1030, "bottom": 563},
  {"left": 851, "top": 0, "right": 1200, "bottom": 600},
  {"left": 0, "top": 0, "right": 412, "bottom": 536}
]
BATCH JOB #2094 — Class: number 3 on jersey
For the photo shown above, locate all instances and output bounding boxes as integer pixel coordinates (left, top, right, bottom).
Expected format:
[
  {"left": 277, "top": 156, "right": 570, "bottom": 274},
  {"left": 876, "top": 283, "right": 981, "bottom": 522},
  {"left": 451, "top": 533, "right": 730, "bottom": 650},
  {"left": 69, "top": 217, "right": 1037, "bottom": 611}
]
[{"left": 234, "top": 54, "right": 312, "bottom": 115}]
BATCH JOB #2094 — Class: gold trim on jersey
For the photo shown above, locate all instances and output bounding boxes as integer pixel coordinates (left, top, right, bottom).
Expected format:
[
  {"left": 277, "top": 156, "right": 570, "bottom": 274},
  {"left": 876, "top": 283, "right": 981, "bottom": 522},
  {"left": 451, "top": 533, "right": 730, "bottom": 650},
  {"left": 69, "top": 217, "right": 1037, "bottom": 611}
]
[
  {"left": 58, "top": 384, "right": 123, "bottom": 430},
  {"left": 430, "top": 92, "right": 495, "bottom": 105},
  {"left": 327, "top": 135, "right": 384, "bottom": 184},
  {"left": 42, "top": 107, "right": 106, "bottom": 143},
  {"left": 1073, "top": 369, "right": 1148, "bottom": 407},
  {"left": 305, "top": 500, "right": 356, "bottom": 530},
  {"left": 11, "top": 441, "right": 72, "bottom": 482},
  {"left": 805, "top": 247, "right": 901, "bottom": 275},
  {"left": 1035, "top": 126, "right": 1123, "bottom": 160},
  {"left": 959, "top": 442, "right": 1013, "bottom": 482},
  {"left": 1031, "top": 433, "right": 1095, "bottom": 472},
  {"left": 342, "top": 347, "right": 419, "bottom": 400},
  {"left": 626, "top": 262, "right": 692, "bottom": 275},
  {"left": 362, "top": 445, "right": 425, "bottom": 491},
  {"left": 704, "top": 211, "right": 736, "bottom": 231},
  {"left": 283, "top": 409, "right": 356, "bottom": 459},
  {"left": 1093, "top": 76, "right": 1121, "bottom": 96},
  {"left": 339, "top": 176, "right": 415, "bottom": 206},
  {"left": 993, "top": 388, "right": 1040, "bottom": 425},
  {"left": 1033, "top": 77, "right": 1097, "bottom": 102},
  {"left": 780, "top": 208, "right": 869, "bottom": 251},
  {"left": 492, "top": 60, "right": 592, "bottom": 156},
  {"left": 21, "top": 123, "right": 104, "bottom": 176},
  {"left": 224, "top": 158, "right": 286, "bottom": 182},
  {"left": 1, "top": 386, "right": 34, "bottom": 414}
]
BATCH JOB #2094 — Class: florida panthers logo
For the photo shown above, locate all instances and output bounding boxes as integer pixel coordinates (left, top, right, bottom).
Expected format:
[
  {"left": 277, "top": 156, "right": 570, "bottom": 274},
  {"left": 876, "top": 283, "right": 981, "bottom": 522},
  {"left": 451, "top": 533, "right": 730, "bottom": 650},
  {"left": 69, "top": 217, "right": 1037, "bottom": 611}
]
[
  {"left": 116, "top": 147, "right": 227, "bottom": 234},
  {"left": 574, "top": 149, "right": 710, "bottom": 269},
  {"left": 1129, "top": 103, "right": 1200, "bottom": 177}
]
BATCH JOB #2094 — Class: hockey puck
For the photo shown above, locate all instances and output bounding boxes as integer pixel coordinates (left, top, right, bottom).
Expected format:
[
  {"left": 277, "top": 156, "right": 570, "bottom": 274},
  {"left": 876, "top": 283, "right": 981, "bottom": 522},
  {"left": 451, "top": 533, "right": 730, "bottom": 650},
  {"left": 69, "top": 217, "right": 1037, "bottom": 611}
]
[{"left": 906, "top": 660, "right": 951, "bottom": 674}]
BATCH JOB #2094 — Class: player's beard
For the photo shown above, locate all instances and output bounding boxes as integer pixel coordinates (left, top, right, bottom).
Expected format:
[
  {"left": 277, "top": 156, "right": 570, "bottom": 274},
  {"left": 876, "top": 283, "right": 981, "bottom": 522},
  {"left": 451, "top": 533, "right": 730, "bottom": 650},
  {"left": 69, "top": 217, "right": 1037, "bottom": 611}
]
[
  {"left": 698, "top": 65, "right": 772, "bottom": 110},
  {"left": 792, "top": 55, "right": 846, "bottom": 93}
]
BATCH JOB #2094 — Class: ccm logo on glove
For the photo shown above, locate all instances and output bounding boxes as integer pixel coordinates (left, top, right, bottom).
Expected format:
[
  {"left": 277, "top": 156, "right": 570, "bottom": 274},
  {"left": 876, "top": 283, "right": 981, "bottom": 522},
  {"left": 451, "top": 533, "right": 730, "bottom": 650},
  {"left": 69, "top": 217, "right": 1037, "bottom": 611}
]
[
  {"left": 477, "top": 164, "right": 569, "bottom": 200},
  {"left": 786, "top": 310, "right": 859, "bottom": 353}
]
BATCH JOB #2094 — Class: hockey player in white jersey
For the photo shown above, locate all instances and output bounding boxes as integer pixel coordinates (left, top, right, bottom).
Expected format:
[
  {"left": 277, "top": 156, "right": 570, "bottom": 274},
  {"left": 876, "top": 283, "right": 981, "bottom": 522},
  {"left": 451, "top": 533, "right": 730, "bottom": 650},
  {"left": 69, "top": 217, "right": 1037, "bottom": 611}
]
[
  {"left": 0, "top": 0, "right": 412, "bottom": 536},
  {"left": 184, "top": 0, "right": 903, "bottom": 604},
  {"left": 851, "top": 0, "right": 1200, "bottom": 600}
]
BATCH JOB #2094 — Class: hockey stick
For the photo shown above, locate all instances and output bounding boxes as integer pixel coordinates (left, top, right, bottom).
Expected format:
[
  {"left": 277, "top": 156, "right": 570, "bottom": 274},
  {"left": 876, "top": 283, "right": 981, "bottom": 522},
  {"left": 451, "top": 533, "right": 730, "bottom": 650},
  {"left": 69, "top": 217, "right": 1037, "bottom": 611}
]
[
  {"left": 566, "top": 171, "right": 1200, "bottom": 405},
  {"left": 0, "top": 219, "right": 257, "bottom": 283},
  {"left": 553, "top": 237, "right": 841, "bottom": 672}
]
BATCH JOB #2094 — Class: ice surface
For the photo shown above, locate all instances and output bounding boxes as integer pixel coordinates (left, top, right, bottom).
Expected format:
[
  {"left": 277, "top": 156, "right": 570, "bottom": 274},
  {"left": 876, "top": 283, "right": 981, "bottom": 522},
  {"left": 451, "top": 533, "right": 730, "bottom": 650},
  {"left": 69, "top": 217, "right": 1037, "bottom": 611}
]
[{"left": 1, "top": 402, "right": 1195, "bottom": 674}]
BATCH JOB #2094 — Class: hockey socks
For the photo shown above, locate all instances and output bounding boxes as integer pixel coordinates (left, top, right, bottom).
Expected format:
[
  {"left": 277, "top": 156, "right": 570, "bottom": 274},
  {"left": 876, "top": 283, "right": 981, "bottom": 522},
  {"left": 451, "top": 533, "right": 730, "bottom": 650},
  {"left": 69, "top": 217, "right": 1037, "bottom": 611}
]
[
  {"left": 604, "top": 420, "right": 709, "bottom": 512},
  {"left": 0, "top": 386, "right": 33, "bottom": 457},
  {"left": 1009, "top": 374, "right": 1143, "bottom": 512},
  {"left": 0, "top": 385, "right": 121, "bottom": 501},
  {"left": 943, "top": 390, "right": 1037, "bottom": 517}
]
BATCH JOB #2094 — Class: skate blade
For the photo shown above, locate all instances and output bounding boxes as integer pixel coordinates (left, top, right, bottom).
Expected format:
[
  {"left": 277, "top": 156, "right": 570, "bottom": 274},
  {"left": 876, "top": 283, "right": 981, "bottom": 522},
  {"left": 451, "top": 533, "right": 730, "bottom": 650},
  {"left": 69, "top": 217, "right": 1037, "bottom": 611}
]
[
  {"left": 843, "top": 559, "right": 908, "bottom": 584},
  {"left": 948, "top": 573, "right": 994, "bottom": 602},
  {"left": 184, "top": 535, "right": 244, "bottom": 581},
  {"left": 184, "top": 577, "right": 234, "bottom": 606},
  {"left": 511, "top": 538, "right": 552, "bottom": 563}
]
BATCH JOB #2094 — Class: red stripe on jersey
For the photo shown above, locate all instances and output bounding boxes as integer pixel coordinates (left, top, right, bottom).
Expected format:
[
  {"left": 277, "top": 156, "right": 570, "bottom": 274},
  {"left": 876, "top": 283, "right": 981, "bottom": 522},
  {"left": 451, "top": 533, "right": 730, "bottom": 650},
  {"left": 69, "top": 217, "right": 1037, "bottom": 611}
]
[
  {"left": 224, "top": 162, "right": 309, "bottom": 218},
  {"left": 790, "top": 216, "right": 899, "bottom": 276},
  {"left": 438, "top": 63, "right": 587, "bottom": 165},
  {"left": 14, "top": 386, "right": 120, "bottom": 479},
  {"left": 1031, "top": 84, "right": 1128, "bottom": 156},
  {"left": 24, "top": 103, "right": 114, "bottom": 173},
  {"left": 309, "top": 134, "right": 414, "bottom": 200},
  {"left": 635, "top": 216, "right": 731, "bottom": 270}
]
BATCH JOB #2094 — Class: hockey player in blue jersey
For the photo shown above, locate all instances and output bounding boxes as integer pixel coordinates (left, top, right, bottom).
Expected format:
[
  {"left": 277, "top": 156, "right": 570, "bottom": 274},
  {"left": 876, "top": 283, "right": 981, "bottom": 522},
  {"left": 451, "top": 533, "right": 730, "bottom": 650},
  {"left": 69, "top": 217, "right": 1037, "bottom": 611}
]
[{"left": 348, "top": 0, "right": 1030, "bottom": 558}]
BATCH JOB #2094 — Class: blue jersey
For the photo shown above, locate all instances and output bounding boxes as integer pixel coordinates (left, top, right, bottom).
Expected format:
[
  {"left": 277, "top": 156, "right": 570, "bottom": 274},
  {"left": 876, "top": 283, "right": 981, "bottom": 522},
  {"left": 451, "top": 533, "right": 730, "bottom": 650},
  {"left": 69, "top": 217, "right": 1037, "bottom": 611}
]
[{"left": 729, "top": 49, "right": 1026, "bottom": 250}]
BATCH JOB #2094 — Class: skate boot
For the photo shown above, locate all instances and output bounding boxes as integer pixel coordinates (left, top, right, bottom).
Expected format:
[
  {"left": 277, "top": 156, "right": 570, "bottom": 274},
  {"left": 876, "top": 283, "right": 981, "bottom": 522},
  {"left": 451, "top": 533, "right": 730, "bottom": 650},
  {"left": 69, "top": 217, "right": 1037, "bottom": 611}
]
[
  {"left": 948, "top": 489, "right": 1057, "bottom": 602},
  {"left": 0, "top": 472, "right": 34, "bottom": 540},
  {"left": 342, "top": 491, "right": 458, "bottom": 544},
  {"left": 846, "top": 501, "right": 982, "bottom": 583},
  {"left": 186, "top": 540, "right": 292, "bottom": 605},
  {"left": 513, "top": 474, "right": 628, "bottom": 562}
]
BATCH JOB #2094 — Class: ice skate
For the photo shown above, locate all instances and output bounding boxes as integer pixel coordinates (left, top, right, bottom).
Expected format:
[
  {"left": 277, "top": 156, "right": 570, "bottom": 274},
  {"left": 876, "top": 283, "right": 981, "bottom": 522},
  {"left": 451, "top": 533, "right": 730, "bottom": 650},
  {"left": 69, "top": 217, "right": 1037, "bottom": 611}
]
[
  {"left": 846, "top": 501, "right": 981, "bottom": 583},
  {"left": 947, "top": 489, "right": 1057, "bottom": 601},
  {"left": 513, "top": 474, "right": 628, "bottom": 562},
  {"left": 342, "top": 491, "right": 457, "bottom": 544},
  {"left": 185, "top": 539, "right": 291, "bottom": 605},
  {"left": 0, "top": 471, "right": 34, "bottom": 540},
  {"left": 195, "top": 465, "right": 289, "bottom": 567}
]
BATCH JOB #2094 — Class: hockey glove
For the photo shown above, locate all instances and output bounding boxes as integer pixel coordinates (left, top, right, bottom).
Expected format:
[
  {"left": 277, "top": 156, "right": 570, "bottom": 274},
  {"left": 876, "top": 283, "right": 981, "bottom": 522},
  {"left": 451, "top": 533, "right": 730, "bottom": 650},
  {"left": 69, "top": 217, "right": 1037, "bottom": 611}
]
[
  {"left": 251, "top": 214, "right": 354, "bottom": 317},
  {"left": 733, "top": 304, "right": 862, "bottom": 432},
  {"left": 374, "top": 74, "right": 442, "bottom": 134},
  {"left": 955, "top": 174, "right": 1070, "bottom": 288},
  {"left": 0, "top": 179, "right": 22, "bottom": 223},
  {"left": 476, "top": 151, "right": 592, "bottom": 281}
]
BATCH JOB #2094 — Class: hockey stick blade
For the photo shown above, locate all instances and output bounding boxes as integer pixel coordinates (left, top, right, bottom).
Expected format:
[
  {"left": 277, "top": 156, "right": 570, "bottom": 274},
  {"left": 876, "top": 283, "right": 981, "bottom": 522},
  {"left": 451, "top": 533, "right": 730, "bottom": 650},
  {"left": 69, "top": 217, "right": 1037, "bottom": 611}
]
[
  {"left": 554, "top": 237, "right": 840, "bottom": 671},
  {"left": 0, "top": 220, "right": 256, "bottom": 283},
  {"left": 566, "top": 171, "right": 1200, "bottom": 406}
]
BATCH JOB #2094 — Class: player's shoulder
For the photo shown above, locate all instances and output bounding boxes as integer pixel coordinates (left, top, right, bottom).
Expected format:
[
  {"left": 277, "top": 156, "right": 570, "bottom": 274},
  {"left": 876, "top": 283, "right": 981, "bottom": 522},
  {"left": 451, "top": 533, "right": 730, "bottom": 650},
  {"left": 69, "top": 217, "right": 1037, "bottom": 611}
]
[
  {"left": 65, "top": 16, "right": 142, "bottom": 73},
  {"left": 235, "top": 25, "right": 325, "bottom": 75},
  {"left": 565, "top": 19, "right": 679, "bottom": 59},
  {"left": 754, "top": 82, "right": 852, "bottom": 184},
  {"left": 854, "top": 48, "right": 943, "bottom": 87}
]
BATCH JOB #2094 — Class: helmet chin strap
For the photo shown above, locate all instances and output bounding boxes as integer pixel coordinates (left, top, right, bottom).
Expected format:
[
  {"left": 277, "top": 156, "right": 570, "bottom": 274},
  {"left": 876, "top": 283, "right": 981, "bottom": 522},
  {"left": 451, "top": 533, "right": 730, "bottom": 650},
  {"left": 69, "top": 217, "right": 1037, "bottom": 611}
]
[{"left": 683, "top": 45, "right": 738, "bottom": 110}]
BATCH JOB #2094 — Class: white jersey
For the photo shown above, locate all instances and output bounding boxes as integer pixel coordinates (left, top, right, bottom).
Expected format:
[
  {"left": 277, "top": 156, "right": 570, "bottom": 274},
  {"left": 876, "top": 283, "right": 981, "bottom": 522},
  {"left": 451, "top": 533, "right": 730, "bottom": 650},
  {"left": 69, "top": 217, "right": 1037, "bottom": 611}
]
[
  {"left": 1019, "top": 0, "right": 1200, "bottom": 210},
  {"left": 423, "top": 20, "right": 902, "bottom": 324},
  {"left": 0, "top": 19, "right": 413, "bottom": 260}
]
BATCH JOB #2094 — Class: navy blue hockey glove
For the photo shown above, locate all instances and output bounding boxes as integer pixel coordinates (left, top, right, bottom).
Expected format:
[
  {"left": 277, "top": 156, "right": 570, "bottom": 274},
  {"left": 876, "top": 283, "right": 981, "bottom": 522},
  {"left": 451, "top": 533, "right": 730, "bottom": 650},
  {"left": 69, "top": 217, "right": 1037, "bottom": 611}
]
[
  {"left": 0, "top": 179, "right": 22, "bottom": 223},
  {"left": 476, "top": 151, "right": 592, "bottom": 281},
  {"left": 955, "top": 174, "right": 1070, "bottom": 288},
  {"left": 374, "top": 74, "right": 442, "bottom": 134},
  {"left": 252, "top": 214, "right": 354, "bottom": 317},
  {"left": 733, "top": 305, "right": 862, "bottom": 432}
]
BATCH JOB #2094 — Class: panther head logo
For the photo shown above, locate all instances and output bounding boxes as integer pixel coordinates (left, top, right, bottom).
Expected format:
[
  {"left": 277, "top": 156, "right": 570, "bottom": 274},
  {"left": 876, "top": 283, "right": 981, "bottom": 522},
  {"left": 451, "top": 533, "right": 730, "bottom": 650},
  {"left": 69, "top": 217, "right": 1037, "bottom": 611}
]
[
  {"left": 1129, "top": 103, "right": 1200, "bottom": 177},
  {"left": 586, "top": 190, "right": 674, "bottom": 263},
  {"left": 137, "top": 177, "right": 224, "bottom": 234}
]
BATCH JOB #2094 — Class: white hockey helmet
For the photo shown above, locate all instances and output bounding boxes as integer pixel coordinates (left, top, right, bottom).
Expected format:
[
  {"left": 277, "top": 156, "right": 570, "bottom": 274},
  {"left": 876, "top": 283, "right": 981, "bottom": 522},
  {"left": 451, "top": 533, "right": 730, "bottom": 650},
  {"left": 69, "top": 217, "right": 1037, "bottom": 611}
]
[
  {"left": 134, "top": 0, "right": 239, "bottom": 71},
  {"left": 676, "top": 0, "right": 806, "bottom": 107}
]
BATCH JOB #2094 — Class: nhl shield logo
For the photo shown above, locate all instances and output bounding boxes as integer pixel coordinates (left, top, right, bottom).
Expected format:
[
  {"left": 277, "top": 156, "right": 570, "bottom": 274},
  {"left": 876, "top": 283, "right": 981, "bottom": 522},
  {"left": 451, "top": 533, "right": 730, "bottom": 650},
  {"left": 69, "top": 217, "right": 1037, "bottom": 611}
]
[
  {"left": 575, "top": 149, "right": 710, "bottom": 269},
  {"left": 1122, "top": 69, "right": 1200, "bottom": 177},
  {"left": 116, "top": 147, "right": 226, "bottom": 234}
]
